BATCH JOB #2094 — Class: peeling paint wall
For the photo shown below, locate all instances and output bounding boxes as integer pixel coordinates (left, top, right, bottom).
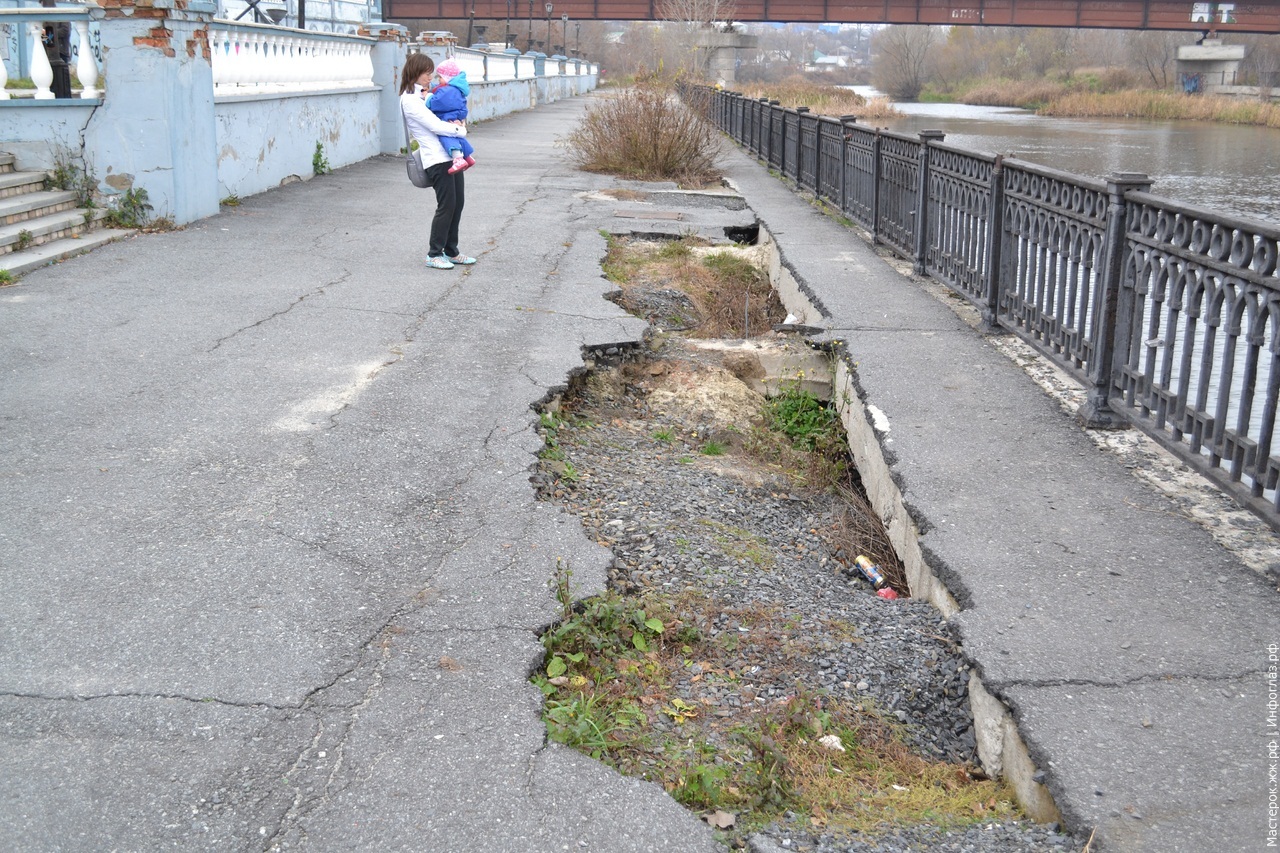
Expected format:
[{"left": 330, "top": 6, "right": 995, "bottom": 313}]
[
  {"left": 0, "top": 104, "right": 96, "bottom": 171},
  {"left": 0, "top": 11, "right": 597, "bottom": 225},
  {"left": 215, "top": 89, "right": 381, "bottom": 199}
]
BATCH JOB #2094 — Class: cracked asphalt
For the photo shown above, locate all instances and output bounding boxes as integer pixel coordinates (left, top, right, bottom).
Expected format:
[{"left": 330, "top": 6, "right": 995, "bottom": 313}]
[
  {"left": 4, "top": 90, "right": 1278, "bottom": 853},
  {"left": 0, "top": 96, "right": 721, "bottom": 851}
]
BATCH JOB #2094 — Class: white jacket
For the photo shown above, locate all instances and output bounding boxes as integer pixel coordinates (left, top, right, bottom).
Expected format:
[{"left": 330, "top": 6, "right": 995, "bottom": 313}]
[{"left": 400, "top": 91, "right": 468, "bottom": 169}]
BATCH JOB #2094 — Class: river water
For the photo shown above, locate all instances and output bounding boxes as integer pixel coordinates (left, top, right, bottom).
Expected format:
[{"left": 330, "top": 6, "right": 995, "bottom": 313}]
[{"left": 848, "top": 87, "right": 1280, "bottom": 226}]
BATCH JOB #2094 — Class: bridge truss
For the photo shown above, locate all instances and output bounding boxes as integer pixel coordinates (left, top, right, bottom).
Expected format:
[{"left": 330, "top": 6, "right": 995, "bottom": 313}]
[{"left": 385, "top": 0, "right": 1280, "bottom": 34}]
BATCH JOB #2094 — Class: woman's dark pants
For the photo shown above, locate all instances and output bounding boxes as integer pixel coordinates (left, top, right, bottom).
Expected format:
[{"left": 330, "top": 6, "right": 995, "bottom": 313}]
[{"left": 426, "top": 162, "right": 464, "bottom": 259}]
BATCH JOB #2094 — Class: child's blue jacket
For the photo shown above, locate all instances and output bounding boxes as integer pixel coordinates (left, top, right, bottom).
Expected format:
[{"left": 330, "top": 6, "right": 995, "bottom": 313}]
[{"left": 428, "top": 72, "right": 470, "bottom": 122}]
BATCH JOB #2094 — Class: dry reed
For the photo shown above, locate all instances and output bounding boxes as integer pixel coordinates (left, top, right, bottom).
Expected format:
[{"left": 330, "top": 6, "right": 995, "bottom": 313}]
[
  {"left": 1040, "top": 90, "right": 1280, "bottom": 127},
  {"left": 736, "top": 77, "right": 900, "bottom": 120}
]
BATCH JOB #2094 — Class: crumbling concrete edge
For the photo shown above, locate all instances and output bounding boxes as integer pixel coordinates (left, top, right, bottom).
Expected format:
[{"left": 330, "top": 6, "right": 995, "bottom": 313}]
[
  {"left": 758, "top": 223, "right": 1064, "bottom": 827},
  {"left": 832, "top": 354, "right": 1063, "bottom": 825}
]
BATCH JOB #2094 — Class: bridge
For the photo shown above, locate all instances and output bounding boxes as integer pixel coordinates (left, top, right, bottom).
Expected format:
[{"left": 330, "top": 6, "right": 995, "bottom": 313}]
[{"left": 386, "top": 0, "right": 1280, "bottom": 33}]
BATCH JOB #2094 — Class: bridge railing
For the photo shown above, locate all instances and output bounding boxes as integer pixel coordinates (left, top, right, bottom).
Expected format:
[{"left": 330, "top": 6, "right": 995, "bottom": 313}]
[{"left": 691, "top": 83, "right": 1280, "bottom": 529}]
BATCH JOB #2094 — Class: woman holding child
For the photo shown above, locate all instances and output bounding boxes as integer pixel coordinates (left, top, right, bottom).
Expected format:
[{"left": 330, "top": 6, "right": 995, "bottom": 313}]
[{"left": 399, "top": 53, "right": 477, "bottom": 270}]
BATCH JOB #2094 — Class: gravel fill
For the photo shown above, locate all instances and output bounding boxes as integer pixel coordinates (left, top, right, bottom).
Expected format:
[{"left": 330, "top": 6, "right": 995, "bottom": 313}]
[{"left": 532, "top": 340, "right": 1083, "bottom": 853}]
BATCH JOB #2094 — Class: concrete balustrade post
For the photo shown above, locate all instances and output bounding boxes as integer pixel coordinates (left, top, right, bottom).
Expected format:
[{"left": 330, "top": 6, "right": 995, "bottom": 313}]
[
  {"left": 913, "top": 129, "right": 945, "bottom": 276},
  {"left": 364, "top": 24, "right": 410, "bottom": 155},
  {"left": 81, "top": 0, "right": 218, "bottom": 223},
  {"left": 1079, "top": 172, "right": 1153, "bottom": 429}
]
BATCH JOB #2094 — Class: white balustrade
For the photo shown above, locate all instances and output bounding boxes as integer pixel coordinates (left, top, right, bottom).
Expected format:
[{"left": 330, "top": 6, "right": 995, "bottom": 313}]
[
  {"left": 456, "top": 51, "right": 485, "bottom": 81},
  {"left": 211, "top": 21, "right": 373, "bottom": 94}
]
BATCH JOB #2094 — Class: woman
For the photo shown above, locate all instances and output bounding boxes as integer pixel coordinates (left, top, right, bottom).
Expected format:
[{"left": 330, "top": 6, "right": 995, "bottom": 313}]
[{"left": 399, "top": 53, "right": 476, "bottom": 270}]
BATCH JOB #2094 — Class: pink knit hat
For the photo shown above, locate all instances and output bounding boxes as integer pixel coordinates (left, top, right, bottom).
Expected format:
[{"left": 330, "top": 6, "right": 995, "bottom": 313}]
[{"left": 436, "top": 60, "right": 461, "bottom": 81}]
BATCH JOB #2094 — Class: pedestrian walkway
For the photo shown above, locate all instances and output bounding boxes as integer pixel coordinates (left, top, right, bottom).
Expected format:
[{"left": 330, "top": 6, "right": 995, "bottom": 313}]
[
  {"left": 719, "top": 144, "right": 1278, "bottom": 852},
  {"left": 0, "top": 92, "right": 1274, "bottom": 853},
  {"left": 0, "top": 95, "right": 719, "bottom": 852}
]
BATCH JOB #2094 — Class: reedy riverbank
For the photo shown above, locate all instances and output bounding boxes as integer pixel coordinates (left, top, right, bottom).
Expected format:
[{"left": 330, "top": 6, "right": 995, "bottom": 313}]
[
  {"left": 930, "top": 74, "right": 1280, "bottom": 127},
  {"left": 737, "top": 78, "right": 900, "bottom": 121}
]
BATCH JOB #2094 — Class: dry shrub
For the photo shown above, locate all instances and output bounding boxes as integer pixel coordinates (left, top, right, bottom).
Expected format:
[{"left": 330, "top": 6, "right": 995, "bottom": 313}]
[
  {"left": 564, "top": 84, "right": 723, "bottom": 185},
  {"left": 822, "top": 484, "right": 904, "bottom": 592},
  {"left": 683, "top": 249, "right": 784, "bottom": 338}
]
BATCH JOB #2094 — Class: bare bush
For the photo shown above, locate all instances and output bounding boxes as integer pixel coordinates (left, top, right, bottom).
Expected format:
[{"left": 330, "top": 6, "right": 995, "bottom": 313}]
[
  {"left": 563, "top": 85, "right": 723, "bottom": 185},
  {"left": 871, "top": 25, "right": 938, "bottom": 101}
]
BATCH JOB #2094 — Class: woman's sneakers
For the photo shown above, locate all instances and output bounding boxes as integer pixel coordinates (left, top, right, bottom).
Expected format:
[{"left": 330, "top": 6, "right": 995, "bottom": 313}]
[
  {"left": 449, "top": 255, "right": 477, "bottom": 265},
  {"left": 426, "top": 256, "right": 455, "bottom": 270}
]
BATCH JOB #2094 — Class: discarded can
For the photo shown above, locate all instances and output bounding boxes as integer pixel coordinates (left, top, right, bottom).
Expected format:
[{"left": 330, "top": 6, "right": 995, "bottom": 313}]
[{"left": 854, "top": 555, "right": 888, "bottom": 589}]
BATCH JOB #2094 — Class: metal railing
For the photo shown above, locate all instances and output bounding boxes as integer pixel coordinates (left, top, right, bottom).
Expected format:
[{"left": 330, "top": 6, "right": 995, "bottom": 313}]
[{"left": 696, "top": 84, "right": 1280, "bottom": 528}]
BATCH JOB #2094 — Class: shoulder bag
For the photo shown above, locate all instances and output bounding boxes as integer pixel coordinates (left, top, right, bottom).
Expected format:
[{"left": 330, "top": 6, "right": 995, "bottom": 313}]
[{"left": 402, "top": 109, "right": 431, "bottom": 189}]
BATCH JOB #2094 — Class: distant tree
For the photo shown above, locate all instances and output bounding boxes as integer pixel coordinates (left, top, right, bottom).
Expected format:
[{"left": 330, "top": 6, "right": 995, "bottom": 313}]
[
  {"left": 658, "top": 0, "right": 737, "bottom": 29},
  {"left": 654, "top": 0, "right": 739, "bottom": 77},
  {"left": 871, "top": 25, "right": 938, "bottom": 100},
  {"left": 1126, "top": 30, "right": 1187, "bottom": 88}
]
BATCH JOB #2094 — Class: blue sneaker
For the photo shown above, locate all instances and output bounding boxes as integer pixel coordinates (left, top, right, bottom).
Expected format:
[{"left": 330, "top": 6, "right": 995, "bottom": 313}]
[{"left": 426, "top": 256, "right": 455, "bottom": 270}]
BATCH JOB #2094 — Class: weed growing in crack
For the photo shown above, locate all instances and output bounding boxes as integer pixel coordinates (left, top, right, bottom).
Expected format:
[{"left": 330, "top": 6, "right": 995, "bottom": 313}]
[
  {"left": 533, "top": 564, "right": 1020, "bottom": 838},
  {"left": 766, "top": 384, "right": 842, "bottom": 453}
]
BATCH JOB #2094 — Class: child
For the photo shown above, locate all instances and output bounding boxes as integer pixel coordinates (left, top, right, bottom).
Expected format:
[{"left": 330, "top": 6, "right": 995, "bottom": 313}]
[{"left": 425, "top": 60, "right": 476, "bottom": 174}]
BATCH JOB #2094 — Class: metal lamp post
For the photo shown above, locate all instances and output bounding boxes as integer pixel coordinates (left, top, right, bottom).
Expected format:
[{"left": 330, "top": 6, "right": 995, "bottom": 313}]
[
  {"left": 574, "top": 21, "right": 579, "bottom": 55},
  {"left": 527, "top": 0, "right": 533, "bottom": 51},
  {"left": 505, "top": 0, "right": 512, "bottom": 46},
  {"left": 560, "top": 13, "right": 567, "bottom": 55},
  {"left": 544, "top": 2, "right": 552, "bottom": 53}
]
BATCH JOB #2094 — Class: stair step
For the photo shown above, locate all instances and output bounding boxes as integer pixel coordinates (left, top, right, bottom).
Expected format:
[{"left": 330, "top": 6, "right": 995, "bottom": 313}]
[
  {"left": 0, "top": 189, "right": 80, "bottom": 227},
  {"left": 0, "top": 171, "right": 50, "bottom": 199},
  {"left": 0, "top": 208, "right": 108, "bottom": 255},
  {"left": 0, "top": 230, "right": 134, "bottom": 278},
  {"left": 0, "top": 153, "right": 16, "bottom": 174}
]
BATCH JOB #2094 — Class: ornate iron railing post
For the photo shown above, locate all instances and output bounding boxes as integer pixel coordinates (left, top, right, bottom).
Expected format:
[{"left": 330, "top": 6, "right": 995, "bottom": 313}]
[
  {"left": 981, "top": 154, "right": 1006, "bottom": 333},
  {"left": 795, "top": 106, "right": 810, "bottom": 187},
  {"left": 871, "top": 128, "right": 883, "bottom": 245},
  {"left": 762, "top": 99, "right": 773, "bottom": 169},
  {"left": 779, "top": 107, "right": 789, "bottom": 178},
  {"left": 913, "top": 130, "right": 945, "bottom": 276},
  {"left": 1080, "top": 172, "right": 1152, "bottom": 429},
  {"left": 839, "top": 115, "right": 857, "bottom": 216},
  {"left": 752, "top": 96, "right": 762, "bottom": 157}
]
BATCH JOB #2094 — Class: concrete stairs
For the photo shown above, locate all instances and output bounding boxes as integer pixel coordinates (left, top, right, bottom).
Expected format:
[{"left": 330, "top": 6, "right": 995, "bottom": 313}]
[{"left": 0, "top": 153, "right": 133, "bottom": 279}]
